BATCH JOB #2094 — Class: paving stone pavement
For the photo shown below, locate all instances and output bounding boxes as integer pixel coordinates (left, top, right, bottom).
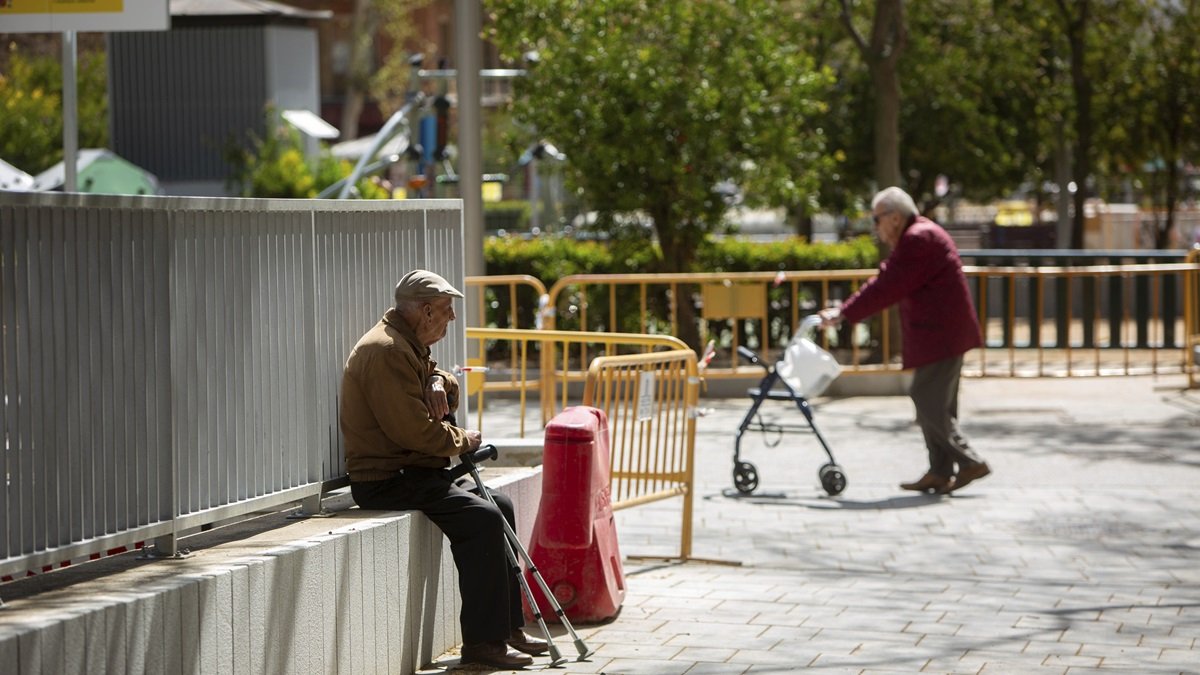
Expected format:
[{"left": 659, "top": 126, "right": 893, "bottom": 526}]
[{"left": 424, "top": 374, "right": 1200, "bottom": 674}]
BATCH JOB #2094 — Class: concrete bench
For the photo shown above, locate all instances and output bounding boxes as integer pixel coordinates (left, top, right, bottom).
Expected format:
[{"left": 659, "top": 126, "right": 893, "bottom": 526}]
[
  {"left": 0, "top": 467, "right": 542, "bottom": 675},
  {"left": 488, "top": 437, "right": 546, "bottom": 468}
]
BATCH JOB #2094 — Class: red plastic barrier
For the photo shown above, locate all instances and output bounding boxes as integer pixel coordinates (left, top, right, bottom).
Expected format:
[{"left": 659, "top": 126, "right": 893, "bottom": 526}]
[{"left": 525, "top": 406, "right": 625, "bottom": 624}]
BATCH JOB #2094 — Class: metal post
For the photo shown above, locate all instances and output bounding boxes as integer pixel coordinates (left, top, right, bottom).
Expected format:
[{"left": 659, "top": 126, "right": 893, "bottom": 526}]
[
  {"left": 529, "top": 157, "right": 540, "bottom": 231},
  {"left": 62, "top": 31, "right": 78, "bottom": 193},
  {"left": 455, "top": 0, "right": 485, "bottom": 325}
]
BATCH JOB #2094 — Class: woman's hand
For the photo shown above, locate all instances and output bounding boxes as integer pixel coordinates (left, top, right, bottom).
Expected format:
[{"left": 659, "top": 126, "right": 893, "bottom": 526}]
[{"left": 818, "top": 307, "right": 844, "bottom": 328}]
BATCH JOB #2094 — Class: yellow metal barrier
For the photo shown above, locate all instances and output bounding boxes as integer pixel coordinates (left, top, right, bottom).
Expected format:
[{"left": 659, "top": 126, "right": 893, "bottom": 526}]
[
  {"left": 583, "top": 349, "right": 699, "bottom": 560},
  {"left": 463, "top": 327, "right": 687, "bottom": 434},
  {"left": 466, "top": 274, "right": 548, "bottom": 330},
  {"left": 541, "top": 264, "right": 1199, "bottom": 379},
  {"left": 545, "top": 270, "right": 889, "bottom": 377},
  {"left": 966, "top": 262, "right": 1198, "bottom": 377}
]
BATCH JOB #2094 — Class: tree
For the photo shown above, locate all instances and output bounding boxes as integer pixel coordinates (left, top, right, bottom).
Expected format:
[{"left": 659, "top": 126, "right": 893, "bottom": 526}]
[
  {"left": 836, "top": 0, "right": 906, "bottom": 190},
  {"left": 796, "top": 1, "right": 1051, "bottom": 215},
  {"left": 1101, "top": 0, "right": 1199, "bottom": 247},
  {"left": 487, "top": 0, "right": 834, "bottom": 349},
  {"left": 336, "top": 0, "right": 434, "bottom": 140},
  {"left": 339, "top": 0, "right": 379, "bottom": 140},
  {"left": 0, "top": 44, "right": 108, "bottom": 174}
]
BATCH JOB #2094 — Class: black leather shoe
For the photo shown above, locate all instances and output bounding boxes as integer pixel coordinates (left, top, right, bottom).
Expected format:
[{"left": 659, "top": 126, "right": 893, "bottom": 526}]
[
  {"left": 950, "top": 462, "right": 991, "bottom": 493},
  {"left": 460, "top": 641, "right": 534, "bottom": 669},
  {"left": 508, "top": 629, "right": 549, "bottom": 656},
  {"left": 899, "top": 472, "right": 953, "bottom": 493}
]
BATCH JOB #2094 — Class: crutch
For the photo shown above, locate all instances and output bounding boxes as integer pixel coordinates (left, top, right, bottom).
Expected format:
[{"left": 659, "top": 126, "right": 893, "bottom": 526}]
[{"left": 452, "top": 445, "right": 596, "bottom": 662}]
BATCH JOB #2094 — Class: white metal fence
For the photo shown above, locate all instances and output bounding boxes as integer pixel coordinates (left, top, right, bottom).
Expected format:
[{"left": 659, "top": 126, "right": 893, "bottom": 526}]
[{"left": 0, "top": 192, "right": 465, "bottom": 582}]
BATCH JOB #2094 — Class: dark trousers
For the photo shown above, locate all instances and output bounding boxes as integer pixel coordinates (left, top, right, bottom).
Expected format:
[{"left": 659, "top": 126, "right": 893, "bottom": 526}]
[
  {"left": 909, "top": 355, "right": 984, "bottom": 477},
  {"left": 350, "top": 468, "right": 523, "bottom": 645}
]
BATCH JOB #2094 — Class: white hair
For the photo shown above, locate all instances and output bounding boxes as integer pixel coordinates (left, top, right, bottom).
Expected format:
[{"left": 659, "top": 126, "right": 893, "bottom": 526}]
[{"left": 871, "top": 187, "right": 919, "bottom": 218}]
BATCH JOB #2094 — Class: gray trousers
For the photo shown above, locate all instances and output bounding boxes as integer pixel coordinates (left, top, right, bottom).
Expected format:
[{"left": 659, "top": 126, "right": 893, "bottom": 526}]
[{"left": 909, "top": 355, "right": 984, "bottom": 477}]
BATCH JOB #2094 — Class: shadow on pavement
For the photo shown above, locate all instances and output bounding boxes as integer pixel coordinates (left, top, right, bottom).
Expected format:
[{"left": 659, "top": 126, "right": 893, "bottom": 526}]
[{"left": 705, "top": 490, "right": 949, "bottom": 510}]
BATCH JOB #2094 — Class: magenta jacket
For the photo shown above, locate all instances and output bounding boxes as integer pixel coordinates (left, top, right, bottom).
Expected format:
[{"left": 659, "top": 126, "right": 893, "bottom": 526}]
[{"left": 840, "top": 216, "right": 982, "bottom": 369}]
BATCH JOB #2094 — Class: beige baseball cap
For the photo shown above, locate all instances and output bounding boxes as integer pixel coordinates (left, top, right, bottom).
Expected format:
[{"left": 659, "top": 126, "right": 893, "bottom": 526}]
[{"left": 394, "top": 269, "right": 465, "bottom": 303}]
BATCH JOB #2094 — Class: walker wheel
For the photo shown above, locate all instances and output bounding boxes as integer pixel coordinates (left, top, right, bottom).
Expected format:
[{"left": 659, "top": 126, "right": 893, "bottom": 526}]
[
  {"left": 733, "top": 461, "right": 759, "bottom": 494},
  {"left": 819, "top": 463, "right": 847, "bottom": 496}
]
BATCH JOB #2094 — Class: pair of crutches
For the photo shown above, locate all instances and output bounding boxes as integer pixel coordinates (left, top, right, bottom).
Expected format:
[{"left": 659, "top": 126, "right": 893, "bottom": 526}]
[{"left": 449, "top": 444, "right": 595, "bottom": 665}]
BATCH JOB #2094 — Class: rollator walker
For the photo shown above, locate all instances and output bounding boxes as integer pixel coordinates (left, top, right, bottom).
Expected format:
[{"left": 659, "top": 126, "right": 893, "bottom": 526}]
[{"left": 731, "top": 315, "right": 847, "bottom": 496}]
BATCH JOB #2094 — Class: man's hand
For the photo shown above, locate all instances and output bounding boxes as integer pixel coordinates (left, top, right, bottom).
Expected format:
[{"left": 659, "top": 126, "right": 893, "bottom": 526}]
[
  {"left": 424, "top": 375, "right": 450, "bottom": 420},
  {"left": 818, "top": 306, "right": 844, "bottom": 328},
  {"left": 465, "top": 429, "right": 482, "bottom": 450}
]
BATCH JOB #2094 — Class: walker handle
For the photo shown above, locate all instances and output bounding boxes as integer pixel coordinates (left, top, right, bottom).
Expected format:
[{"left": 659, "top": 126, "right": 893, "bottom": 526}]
[{"left": 736, "top": 346, "right": 760, "bottom": 365}]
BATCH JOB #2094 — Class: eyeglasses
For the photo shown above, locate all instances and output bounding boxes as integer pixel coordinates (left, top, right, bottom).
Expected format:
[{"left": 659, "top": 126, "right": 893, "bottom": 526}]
[{"left": 871, "top": 211, "right": 890, "bottom": 225}]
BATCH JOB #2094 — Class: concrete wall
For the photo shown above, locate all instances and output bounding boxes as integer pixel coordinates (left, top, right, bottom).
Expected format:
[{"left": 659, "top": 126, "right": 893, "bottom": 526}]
[{"left": 0, "top": 468, "right": 542, "bottom": 675}]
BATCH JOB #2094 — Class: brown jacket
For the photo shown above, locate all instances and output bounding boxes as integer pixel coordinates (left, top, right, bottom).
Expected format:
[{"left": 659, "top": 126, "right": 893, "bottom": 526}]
[{"left": 340, "top": 308, "right": 470, "bottom": 480}]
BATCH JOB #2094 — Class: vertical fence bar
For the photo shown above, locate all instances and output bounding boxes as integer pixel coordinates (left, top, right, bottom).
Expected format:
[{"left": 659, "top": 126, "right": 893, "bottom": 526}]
[{"left": 1, "top": 194, "right": 464, "bottom": 579}]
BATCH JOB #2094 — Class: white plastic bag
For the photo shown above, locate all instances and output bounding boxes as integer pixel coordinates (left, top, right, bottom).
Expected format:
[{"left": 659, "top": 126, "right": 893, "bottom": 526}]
[{"left": 775, "top": 315, "right": 841, "bottom": 398}]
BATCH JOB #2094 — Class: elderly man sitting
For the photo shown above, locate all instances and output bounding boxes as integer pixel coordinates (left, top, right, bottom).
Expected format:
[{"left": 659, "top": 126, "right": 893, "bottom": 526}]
[{"left": 340, "top": 269, "right": 546, "bottom": 668}]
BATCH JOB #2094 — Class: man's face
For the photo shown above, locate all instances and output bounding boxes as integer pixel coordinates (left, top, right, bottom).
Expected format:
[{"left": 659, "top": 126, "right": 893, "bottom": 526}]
[
  {"left": 872, "top": 207, "right": 904, "bottom": 248},
  {"left": 416, "top": 296, "right": 456, "bottom": 346}
]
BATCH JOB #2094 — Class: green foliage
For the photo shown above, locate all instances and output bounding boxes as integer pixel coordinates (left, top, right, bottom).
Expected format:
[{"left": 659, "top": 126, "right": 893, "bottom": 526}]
[
  {"left": 487, "top": 0, "right": 835, "bottom": 272},
  {"left": 485, "top": 234, "right": 877, "bottom": 290},
  {"left": 483, "top": 200, "right": 532, "bottom": 231},
  {"left": 1097, "top": 0, "right": 1200, "bottom": 243},
  {"left": 484, "top": 233, "right": 877, "bottom": 342},
  {"left": 226, "top": 110, "right": 390, "bottom": 199},
  {"left": 696, "top": 236, "right": 879, "bottom": 272},
  {"left": 368, "top": 0, "right": 433, "bottom": 116},
  {"left": 486, "top": 235, "right": 629, "bottom": 289},
  {"left": 0, "top": 46, "right": 108, "bottom": 174}
]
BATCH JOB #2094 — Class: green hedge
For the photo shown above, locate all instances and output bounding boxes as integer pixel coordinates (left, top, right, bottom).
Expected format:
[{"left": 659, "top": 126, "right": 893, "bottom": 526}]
[
  {"left": 485, "top": 235, "right": 877, "bottom": 291},
  {"left": 483, "top": 200, "right": 532, "bottom": 232},
  {"left": 696, "top": 236, "right": 878, "bottom": 273}
]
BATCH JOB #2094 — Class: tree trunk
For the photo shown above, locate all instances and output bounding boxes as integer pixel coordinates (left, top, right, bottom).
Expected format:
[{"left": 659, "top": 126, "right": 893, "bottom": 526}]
[
  {"left": 791, "top": 206, "right": 814, "bottom": 240},
  {"left": 340, "top": 0, "right": 377, "bottom": 140},
  {"left": 838, "top": 0, "right": 906, "bottom": 189},
  {"left": 1058, "top": 0, "right": 1092, "bottom": 249},
  {"left": 652, "top": 211, "right": 703, "bottom": 353},
  {"left": 872, "top": 57, "right": 902, "bottom": 189},
  {"left": 1160, "top": 161, "right": 1180, "bottom": 248},
  {"left": 1054, "top": 120, "right": 1072, "bottom": 248}
]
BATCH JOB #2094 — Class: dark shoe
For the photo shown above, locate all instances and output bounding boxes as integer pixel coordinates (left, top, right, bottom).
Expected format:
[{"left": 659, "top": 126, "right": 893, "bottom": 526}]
[
  {"left": 508, "top": 629, "right": 549, "bottom": 656},
  {"left": 899, "top": 472, "right": 953, "bottom": 493},
  {"left": 950, "top": 462, "right": 991, "bottom": 493},
  {"left": 460, "top": 641, "right": 534, "bottom": 669}
]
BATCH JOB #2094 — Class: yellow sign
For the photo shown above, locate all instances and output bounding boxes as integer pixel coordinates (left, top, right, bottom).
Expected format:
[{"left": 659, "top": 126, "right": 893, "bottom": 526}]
[
  {"left": 0, "top": 0, "right": 162, "bottom": 32},
  {"left": 1, "top": 0, "right": 123, "bottom": 13},
  {"left": 481, "top": 182, "right": 503, "bottom": 203}
]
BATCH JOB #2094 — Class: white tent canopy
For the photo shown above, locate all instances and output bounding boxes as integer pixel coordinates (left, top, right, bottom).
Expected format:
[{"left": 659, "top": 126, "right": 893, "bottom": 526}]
[
  {"left": 330, "top": 131, "right": 411, "bottom": 161},
  {"left": 0, "top": 159, "right": 35, "bottom": 192}
]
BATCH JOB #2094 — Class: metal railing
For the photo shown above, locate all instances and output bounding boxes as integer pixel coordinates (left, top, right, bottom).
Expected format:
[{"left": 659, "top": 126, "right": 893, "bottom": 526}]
[
  {"left": 534, "top": 261, "right": 1200, "bottom": 380},
  {"left": 467, "top": 274, "right": 549, "bottom": 331},
  {"left": 463, "top": 327, "right": 687, "bottom": 434},
  {"left": 1, "top": 191, "right": 465, "bottom": 581},
  {"left": 968, "top": 261, "right": 1196, "bottom": 377},
  {"left": 1187, "top": 247, "right": 1200, "bottom": 389},
  {"left": 583, "top": 349, "right": 699, "bottom": 560}
]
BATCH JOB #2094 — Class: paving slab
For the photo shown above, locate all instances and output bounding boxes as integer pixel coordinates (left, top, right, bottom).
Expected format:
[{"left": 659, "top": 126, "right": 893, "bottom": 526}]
[{"left": 424, "top": 374, "right": 1200, "bottom": 674}]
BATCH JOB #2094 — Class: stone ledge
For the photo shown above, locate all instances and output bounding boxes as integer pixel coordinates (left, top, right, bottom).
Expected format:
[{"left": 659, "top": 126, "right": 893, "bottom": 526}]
[{"left": 0, "top": 466, "right": 542, "bottom": 675}]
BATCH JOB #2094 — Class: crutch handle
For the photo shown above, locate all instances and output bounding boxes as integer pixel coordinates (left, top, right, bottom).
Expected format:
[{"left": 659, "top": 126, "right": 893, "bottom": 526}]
[
  {"left": 462, "top": 443, "right": 498, "bottom": 465},
  {"left": 447, "top": 444, "right": 498, "bottom": 480}
]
